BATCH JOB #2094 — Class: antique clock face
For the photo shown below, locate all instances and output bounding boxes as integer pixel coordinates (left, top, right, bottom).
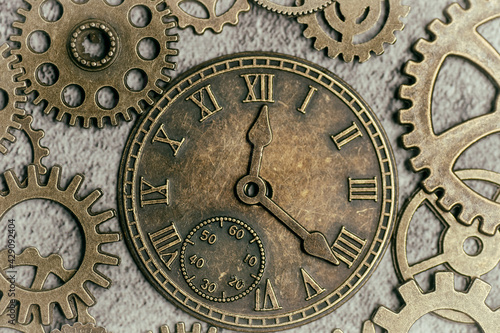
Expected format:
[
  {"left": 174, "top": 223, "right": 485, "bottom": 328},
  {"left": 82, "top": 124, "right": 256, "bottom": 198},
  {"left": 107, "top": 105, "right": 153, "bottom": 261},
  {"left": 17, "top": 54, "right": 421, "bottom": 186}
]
[{"left": 119, "top": 53, "right": 397, "bottom": 331}]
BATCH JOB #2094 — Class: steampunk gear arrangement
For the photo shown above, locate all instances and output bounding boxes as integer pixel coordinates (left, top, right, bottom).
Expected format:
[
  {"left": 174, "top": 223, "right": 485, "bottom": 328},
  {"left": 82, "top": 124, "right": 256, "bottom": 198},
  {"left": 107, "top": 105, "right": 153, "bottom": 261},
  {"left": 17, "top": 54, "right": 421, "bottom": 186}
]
[{"left": 0, "top": 0, "right": 499, "bottom": 332}]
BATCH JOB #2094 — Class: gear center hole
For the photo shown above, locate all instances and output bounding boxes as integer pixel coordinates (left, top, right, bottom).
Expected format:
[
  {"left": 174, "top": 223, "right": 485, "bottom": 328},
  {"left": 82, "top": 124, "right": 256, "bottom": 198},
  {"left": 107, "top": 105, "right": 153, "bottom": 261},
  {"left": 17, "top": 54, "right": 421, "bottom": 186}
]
[{"left": 463, "top": 236, "right": 483, "bottom": 257}]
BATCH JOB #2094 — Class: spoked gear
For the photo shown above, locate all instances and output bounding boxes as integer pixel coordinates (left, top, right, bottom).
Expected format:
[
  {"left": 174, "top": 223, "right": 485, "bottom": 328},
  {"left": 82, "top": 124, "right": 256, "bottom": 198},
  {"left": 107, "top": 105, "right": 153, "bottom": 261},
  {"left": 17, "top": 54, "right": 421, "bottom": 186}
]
[
  {"left": 368, "top": 272, "right": 500, "bottom": 332},
  {"left": 0, "top": 247, "right": 95, "bottom": 332},
  {"left": 297, "top": 0, "right": 409, "bottom": 62},
  {"left": 11, "top": 0, "right": 178, "bottom": 128},
  {"left": 168, "top": 0, "right": 250, "bottom": 34},
  {"left": 147, "top": 322, "right": 218, "bottom": 333},
  {"left": 52, "top": 322, "right": 107, "bottom": 333},
  {"left": 15, "top": 115, "right": 50, "bottom": 175},
  {"left": 0, "top": 43, "right": 26, "bottom": 153},
  {"left": 393, "top": 169, "right": 500, "bottom": 323},
  {"left": 0, "top": 165, "right": 121, "bottom": 325},
  {"left": 253, "top": 0, "right": 332, "bottom": 17},
  {"left": 399, "top": 0, "right": 500, "bottom": 235}
]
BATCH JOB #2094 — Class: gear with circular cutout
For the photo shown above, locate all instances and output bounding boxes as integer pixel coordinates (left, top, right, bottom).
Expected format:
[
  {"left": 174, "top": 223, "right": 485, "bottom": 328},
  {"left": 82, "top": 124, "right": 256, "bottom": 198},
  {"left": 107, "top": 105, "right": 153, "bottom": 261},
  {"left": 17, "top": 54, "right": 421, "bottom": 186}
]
[
  {"left": 0, "top": 165, "right": 121, "bottom": 325},
  {"left": 10, "top": 0, "right": 178, "bottom": 128},
  {"left": 368, "top": 272, "right": 500, "bottom": 332},
  {"left": 51, "top": 322, "right": 107, "bottom": 333},
  {"left": 0, "top": 43, "right": 26, "bottom": 153},
  {"left": 297, "top": 0, "right": 409, "bottom": 62},
  {"left": 146, "top": 322, "right": 218, "bottom": 333},
  {"left": 253, "top": 0, "right": 332, "bottom": 17},
  {"left": 399, "top": 0, "right": 500, "bottom": 235},
  {"left": 168, "top": 0, "right": 250, "bottom": 34},
  {"left": 15, "top": 115, "right": 50, "bottom": 175}
]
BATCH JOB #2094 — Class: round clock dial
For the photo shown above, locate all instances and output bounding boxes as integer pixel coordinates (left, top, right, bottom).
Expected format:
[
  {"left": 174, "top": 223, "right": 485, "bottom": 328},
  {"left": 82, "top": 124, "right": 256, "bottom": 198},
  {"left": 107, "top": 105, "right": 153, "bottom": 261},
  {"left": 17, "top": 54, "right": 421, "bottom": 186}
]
[{"left": 119, "top": 52, "right": 397, "bottom": 331}]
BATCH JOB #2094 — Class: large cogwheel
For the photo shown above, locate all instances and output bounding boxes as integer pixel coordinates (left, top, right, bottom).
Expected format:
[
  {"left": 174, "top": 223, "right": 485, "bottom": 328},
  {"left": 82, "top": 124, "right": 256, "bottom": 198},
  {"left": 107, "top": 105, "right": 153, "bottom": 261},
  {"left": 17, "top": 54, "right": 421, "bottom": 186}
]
[
  {"left": 0, "top": 165, "right": 121, "bottom": 325},
  {"left": 399, "top": 0, "right": 500, "bottom": 235},
  {"left": 0, "top": 43, "right": 26, "bottom": 153},
  {"left": 11, "top": 0, "right": 178, "bottom": 128},
  {"left": 367, "top": 272, "right": 500, "bottom": 332},
  {"left": 297, "top": 0, "right": 409, "bottom": 62}
]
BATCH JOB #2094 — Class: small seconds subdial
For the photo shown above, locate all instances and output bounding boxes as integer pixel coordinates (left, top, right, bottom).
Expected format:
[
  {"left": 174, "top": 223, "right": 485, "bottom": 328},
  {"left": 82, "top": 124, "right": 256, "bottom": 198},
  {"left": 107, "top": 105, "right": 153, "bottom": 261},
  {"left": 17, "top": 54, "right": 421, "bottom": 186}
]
[{"left": 180, "top": 217, "right": 265, "bottom": 303}]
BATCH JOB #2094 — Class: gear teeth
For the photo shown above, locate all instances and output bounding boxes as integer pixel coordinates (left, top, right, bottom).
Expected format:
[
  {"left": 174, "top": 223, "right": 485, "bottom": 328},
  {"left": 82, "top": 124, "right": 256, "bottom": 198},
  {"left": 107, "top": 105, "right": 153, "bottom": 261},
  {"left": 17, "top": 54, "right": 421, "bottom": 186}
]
[
  {"left": 77, "top": 287, "right": 95, "bottom": 306},
  {"left": 0, "top": 296, "right": 9, "bottom": 315},
  {"left": 46, "top": 165, "right": 62, "bottom": 188},
  {"left": 90, "top": 271, "right": 112, "bottom": 288},
  {"left": 65, "top": 174, "right": 84, "bottom": 196},
  {"left": 436, "top": 193, "right": 455, "bottom": 211},
  {"left": 81, "top": 189, "right": 103, "bottom": 209},
  {"left": 40, "top": 302, "right": 54, "bottom": 326},
  {"left": 4, "top": 132, "right": 16, "bottom": 143},
  {"left": 413, "top": 39, "right": 434, "bottom": 57},
  {"left": 468, "top": 277, "right": 492, "bottom": 303},
  {"left": 58, "top": 298, "right": 76, "bottom": 319},
  {"left": 362, "top": 320, "right": 376, "bottom": 333},
  {"left": 72, "top": 115, "right": 81, "bottom": 127},
  {"left": 398, "top": 279, "right": 422, "bottom": 305},
  {"left": 445, "top": 2, "right": 466, "bottom": 18},
  {"left": 3, "top": 169, "right": 20, "bottom": 191},
  {"left": 420, "top": 172, "right": 440, "bottom": 191},
  {"left": 372, "top": 306, "right": 399, "bottom": 331},
  {"left": 434, "top": 271, "right": 455, "bottom": 292},
  {"left": 97, "top": 251, "right": 120, "bottom": 266},
  {"left": 427, "top": 19, "right": 447, "bottom": 36},
  {"left": 456, "top": 206, "right": 475, "bottom": 226},
  {"left": 17, "top": 302, "right": 31, "bottom": 325}
]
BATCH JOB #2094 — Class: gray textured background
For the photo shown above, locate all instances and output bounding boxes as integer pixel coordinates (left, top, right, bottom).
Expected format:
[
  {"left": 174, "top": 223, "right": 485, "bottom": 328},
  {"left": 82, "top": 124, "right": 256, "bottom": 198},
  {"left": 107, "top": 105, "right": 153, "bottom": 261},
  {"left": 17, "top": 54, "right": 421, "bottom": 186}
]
[{"left": 1, "top": 0, "right": 499, "bottom": 332}]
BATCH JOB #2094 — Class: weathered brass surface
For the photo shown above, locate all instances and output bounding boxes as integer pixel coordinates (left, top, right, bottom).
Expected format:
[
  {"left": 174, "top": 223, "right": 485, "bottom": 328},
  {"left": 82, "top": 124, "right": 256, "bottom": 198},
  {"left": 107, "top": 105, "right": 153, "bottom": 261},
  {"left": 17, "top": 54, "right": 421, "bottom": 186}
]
[
  {"left": 368, "top": 272, "right": 500, "bottom": 332},
  {"left": 393, "top": 169, "right": 500, "bottom": 324},
  {"left": 0, "top": 43, "right": 26, "bottom": 154},
  {"left": 399, "top": 0, "right": 500, "bottom": 235},
  {"left": 119, "top": 52, "right": 397, "bottom": 331},
  {"left": 0, "top": 165, "right": 121, "bottom": 326},
  {"left": 147, "top": 322, "right": 218, "bottom": 333},
  {"left": 297, "top": 0, "right": 409, "bottom": 62},
  {"left": 15, "top": 115, "right": 50, "bottom": 175},
  {"left": 10, "top": 0, "right": 178, "bottom": 128},
  {"left": 167, "top": 0, "right": 250, "bottom": 34},
  {"left": 253, "top": 0, "right": 332, "bottom": 17},
  {"left": 52, "top": 323, "right": 107, "bottom": 333}
]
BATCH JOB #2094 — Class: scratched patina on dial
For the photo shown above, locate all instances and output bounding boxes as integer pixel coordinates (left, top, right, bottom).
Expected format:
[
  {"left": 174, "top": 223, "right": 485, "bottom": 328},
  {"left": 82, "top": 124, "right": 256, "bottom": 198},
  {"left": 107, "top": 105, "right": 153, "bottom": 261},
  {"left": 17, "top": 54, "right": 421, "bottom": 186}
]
[{"left": 119, "top": 52, "right": 397, "bottom": 331}]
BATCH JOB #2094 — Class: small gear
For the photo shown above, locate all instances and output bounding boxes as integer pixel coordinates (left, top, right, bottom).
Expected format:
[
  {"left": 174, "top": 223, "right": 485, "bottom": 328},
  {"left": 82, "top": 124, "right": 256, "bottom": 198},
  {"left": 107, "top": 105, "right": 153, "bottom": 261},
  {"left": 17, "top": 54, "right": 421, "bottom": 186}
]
[
  {"left": 0, "top": 165, "right": 121, "bottom": 325},
  {"left": 15, "top": 115, "right": 50, "bottom": 175},
  {"left": 11, "top": 0, "right": 178, "bottom": 128},
  {"left": 51, "top": 323, "right": 107, "bottom": 333},
  {"left": 253, "top": 0, "right": 332, "bottom": 17},
  {"left": 168, "top": 0, "right": 250, "bottom": 34},
  {"left": 297, "top": 0, "right": 409, "bottom": 62},
  {"left": 399, "top": 0, "right": 500, "bottom": 235},
  {"left": 0, "top": 43, "right": 26, "bottom": 153},
  {"left": 369, "top": 272, "right": 500, "bottom": 332},
  {"left": 147, "top": 322, "right": 218, "bottom": 333}
]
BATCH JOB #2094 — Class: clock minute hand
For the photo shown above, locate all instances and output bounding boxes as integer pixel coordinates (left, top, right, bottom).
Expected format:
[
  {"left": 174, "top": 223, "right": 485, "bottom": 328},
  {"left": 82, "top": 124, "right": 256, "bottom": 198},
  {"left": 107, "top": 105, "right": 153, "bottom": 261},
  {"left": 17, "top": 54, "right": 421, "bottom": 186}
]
[
  {"left": 247, "top": 105, "right": 273, "bottom": 177},
  {"left": 258, "top": 194, "right": 340, "bottom": 265}
]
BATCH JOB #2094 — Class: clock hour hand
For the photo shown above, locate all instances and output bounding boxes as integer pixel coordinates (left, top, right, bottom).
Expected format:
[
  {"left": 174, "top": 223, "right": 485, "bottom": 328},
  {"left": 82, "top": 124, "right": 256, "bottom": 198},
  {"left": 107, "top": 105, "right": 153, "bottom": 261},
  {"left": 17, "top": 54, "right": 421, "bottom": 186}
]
[{"left": 247, "top": 104, "right": 273, "bottom": 177}]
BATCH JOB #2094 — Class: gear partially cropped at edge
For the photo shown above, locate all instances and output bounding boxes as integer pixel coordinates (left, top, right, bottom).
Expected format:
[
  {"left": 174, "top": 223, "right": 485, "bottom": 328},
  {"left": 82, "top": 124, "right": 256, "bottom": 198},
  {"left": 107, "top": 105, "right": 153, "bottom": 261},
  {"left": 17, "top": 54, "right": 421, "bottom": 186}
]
[
  {"left": 0, "top": 165, "right": 121, "bottom": 326},
  {"left": 15, "top": 115, "right": 50, "bottom": 175},
  {"left": 0, "top": 43, "right": 26, "bottom": 153},
  {"left": 399, "top": 0, "right": 500, "bottom": 235},
  {"left": 365, "top": 272, "right": 500, "bottom": 332},
  {"left": 10, "top": 0, "right": 178, "bottom": 128},
  {"left": 297, "top": 0, "right": 409, "bottom": 62},
  {"left": 168, "top": 0, "right": 250, "bottom": 34},
  {"left": 51, "top": 323, "right": 107, "bottom": 333},
  {"left": 147, "top": 322, "right": 218, "bottom": 333},
  {"left": 253, "top": 0, "right": 332, "bottom": 17}
]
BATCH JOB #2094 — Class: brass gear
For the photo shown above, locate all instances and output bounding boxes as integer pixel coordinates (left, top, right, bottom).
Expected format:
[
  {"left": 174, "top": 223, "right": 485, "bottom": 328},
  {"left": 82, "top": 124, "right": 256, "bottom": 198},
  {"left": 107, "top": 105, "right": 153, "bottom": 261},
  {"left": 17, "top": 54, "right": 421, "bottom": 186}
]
[
  {"left": 399, "top": 0, "right": 500, "bottom": 235},
  {"left": 147, "top": 322, "right": 218, "bottom": 333},
  {"left": 52, "top": 323, "right": 107, "bottom": 333},
  {"left": 15, "top": 115, "right": 50, "bottom": 175},
  {"left": 368, "top": 272, "right": 500, "bottom": 332},
  {"left": 0, "top": 43, "right": 26, "bottom": 153},
  {"left": 11, "top": 0, "right": 178, "bottom": 128},
  {"left": 168, "top": 0, "right": 250, "bottom": 34},
  {"left": 0, "top": 165, "right": 121, "bottom": 325},
  {"left": 253, "top": 0, "right": 332, "bottom": 17},
  {"left": 297, "top": 0, "right": 409, "bottom": 62}
]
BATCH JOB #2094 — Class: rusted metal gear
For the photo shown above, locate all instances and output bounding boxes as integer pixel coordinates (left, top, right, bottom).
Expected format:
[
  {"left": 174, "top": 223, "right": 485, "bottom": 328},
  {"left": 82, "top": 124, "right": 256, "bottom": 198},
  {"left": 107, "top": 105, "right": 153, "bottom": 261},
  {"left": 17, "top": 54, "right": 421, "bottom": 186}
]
[
  {"left": 15, "top": 115, "right": 50, "bottom": 175},
  {"left": 11, "top": 0, "right": 178, "bottom": 128},
  {"left": 0, "top": 165, "right": 121, "bottom": 325},
  {"left": 52, "top": 323, "right": 107, "bottom": 333},
  {"left": 297, "top": 0, "right": 409, "bottom": 62},
  {"left": 399, "top": 0, "right": 500, "bottom": 235},
  {"left": 147, "top": 322, "right": 218, "bottom": 333},
  {"left": 168, "top": 0, "right": 250, "bottom": 34},
  {"left": 0, "top": 43, "right": 26, "bottom": 153},
  {"left": 368, "top": 272, "right": 500, "bottom": 332},
  {"left": 253, "top": 0, "right": 332, "bottom": 17}
]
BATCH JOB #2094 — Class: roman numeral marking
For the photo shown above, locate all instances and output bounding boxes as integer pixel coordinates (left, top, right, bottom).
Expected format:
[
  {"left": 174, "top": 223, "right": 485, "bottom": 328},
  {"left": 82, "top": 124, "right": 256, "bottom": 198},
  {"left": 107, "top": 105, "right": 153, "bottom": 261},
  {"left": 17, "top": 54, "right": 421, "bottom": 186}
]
[
  {"left": 140, "top": 177, "right": 169, "bottom": 207},
  {"left": 300, "top": 268, "right": 325, "bottom": 301},
  {"left": 186, "top": 84, "right": 223, "bottom": 122},
  {"left": 254, "top": 279, "right": 282, "bottom": 311},
  {"left": 331, "top": 122, "right": 363, "bottom": 150},
  {"left": 152, "top": 124, "right": 185, "bottom": 157},
  {"left": 348, "top": 177, "right": 378, "bottom": 201},
  {"left": 297, "top": 86, "right": 318, "bottom": 114},
  {"left": 331, "top": 226, "right": 366, "bottom": 268},
  {"left": 241, "top": 74, "right": 275, "bottom": 103},
  {"left": 149, "top": 222, "right": 182, "bottom": 270}
]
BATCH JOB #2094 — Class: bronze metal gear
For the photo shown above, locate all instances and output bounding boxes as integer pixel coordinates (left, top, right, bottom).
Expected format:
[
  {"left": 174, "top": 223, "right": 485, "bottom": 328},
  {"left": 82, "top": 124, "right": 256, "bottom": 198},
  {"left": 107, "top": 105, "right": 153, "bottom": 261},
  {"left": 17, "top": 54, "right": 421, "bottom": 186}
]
[
  {"left": 393, "top": 169, "right": 500, "bottom": 324},
  {"left": 367, "top": 272, "right": 500, "bottom": 332},
  {"left": 297, "top": 0, "right": 409, "bottom": 62},
  {"left": 0, "top": 43, "right": 26, "bottom": 153},
  {"left": 51, "top": 323, "right": 107, "bottom": 333},
  {"left": 15, "top": 115, "right": 50, "bottom": 175},
  {"left": 0, "top": 247, "right": 95, "bottom": 333},
  {"left": 10, "top": 0, "right": 178, "bottom": 128},
  {"left": 252, "top": 0, "right": 332, "bottom": 17},
  {"left": 399, "top": 0, "right": 500, "bottom": 235},
  {"left": 167, "top": 0, "right": 250, "bottom": 34},
  {"left": 0, "top": 165, "right": 121, "bottom": 325},
  {"left": 147, "top": 322, "right": 218, "bottom": 333}
]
